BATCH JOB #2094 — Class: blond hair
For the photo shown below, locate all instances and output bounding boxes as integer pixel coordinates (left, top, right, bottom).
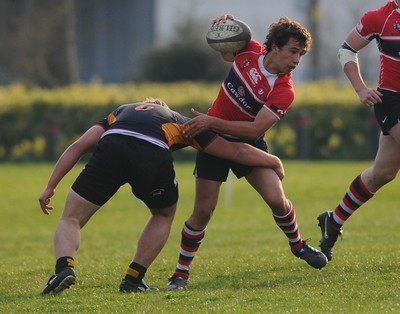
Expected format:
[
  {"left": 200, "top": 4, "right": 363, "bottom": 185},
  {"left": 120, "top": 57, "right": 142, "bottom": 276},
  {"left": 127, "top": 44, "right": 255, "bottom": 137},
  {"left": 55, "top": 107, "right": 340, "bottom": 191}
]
[{"left": 144, "top": 97, "right": 169, "bottom": 108}]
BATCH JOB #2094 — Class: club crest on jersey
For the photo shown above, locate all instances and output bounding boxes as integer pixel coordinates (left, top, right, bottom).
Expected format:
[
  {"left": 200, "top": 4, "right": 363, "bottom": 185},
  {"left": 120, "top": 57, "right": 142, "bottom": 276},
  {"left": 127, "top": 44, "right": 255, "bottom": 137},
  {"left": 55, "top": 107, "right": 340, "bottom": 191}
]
[
  {"left": 393, "top": 20, "right": 400, "bottom": 30},
  {"left": 226, "top": 82, "right": 251, "bottom": 110},
  {"left": 257, "top": 88, "right": 265, "bottom": 96},
  {"left": 238, "top": 86, "right": 246, "bottom": 97},
  {"left": 248, "top": 68, "right": 262, "bottom": 85},
  {"left": 242, "top": 59, "right": 251, "bottom": 68}
]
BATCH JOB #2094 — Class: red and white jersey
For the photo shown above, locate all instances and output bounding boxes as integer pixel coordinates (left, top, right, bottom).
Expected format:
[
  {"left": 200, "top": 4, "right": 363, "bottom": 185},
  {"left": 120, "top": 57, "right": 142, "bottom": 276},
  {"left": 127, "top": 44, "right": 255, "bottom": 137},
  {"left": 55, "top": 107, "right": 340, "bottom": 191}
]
[
  {"left": 355, "top": 0, "right": 400, "bottom": 92},
  {"left": 208, "top": 40, "right": 295, "bottom": 123}
]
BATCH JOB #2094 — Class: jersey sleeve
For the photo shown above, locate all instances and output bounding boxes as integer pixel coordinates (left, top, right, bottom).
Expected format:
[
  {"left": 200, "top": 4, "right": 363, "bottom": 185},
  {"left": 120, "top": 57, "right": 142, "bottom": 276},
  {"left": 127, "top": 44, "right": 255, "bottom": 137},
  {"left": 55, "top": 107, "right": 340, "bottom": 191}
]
[
  {"left": 161, "top": 122, "right": 218, "bottom": 151},
  {"left": 239, "top": 39, "right": 264, "bottom": 54},
  {"left": 96, "top": 111, "right": 115, "bottom": 129},
  {"left": 164, "top": 110, "right": 218, "bottom": 151},
  {"left": 264, "top": 78, "right": 295, "bottom": 119},
  {"left": 355, "top": 9, "right": 381, "bottom": 40},
  {"left": 97, "top": 105, "right": 126, "bottom": 129},
  {"left": 193, "top": 131, "right": 219, "bottom": 150}
]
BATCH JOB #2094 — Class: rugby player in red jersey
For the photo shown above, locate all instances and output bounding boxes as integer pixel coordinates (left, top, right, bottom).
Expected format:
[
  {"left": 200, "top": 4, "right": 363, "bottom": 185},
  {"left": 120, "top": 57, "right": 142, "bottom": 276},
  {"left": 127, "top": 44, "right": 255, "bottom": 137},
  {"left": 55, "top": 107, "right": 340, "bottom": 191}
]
[
  {"left": 38, "top": 98, "right": 286, "bottom": 295},
  {"left": 318, "top": 0, "right": 400, "bottom": 261},
  {"left": 166, "top": 15, "right": 328, "bottom": 291}
]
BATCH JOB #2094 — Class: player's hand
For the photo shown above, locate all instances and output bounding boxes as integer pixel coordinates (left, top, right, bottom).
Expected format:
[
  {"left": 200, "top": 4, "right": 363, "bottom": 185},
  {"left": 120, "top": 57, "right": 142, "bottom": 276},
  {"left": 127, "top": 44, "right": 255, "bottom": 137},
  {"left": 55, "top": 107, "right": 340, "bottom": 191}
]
[
  {"left": 183, "top": 109, "right": 212, "bottom": 138},
  {"left": 212, "top": 14, "right": 235, "bottom": 25},
  {"left": 274, "top": 160, "right": 285, "bottom": 181},
  {"left": 38, "top": 187, "right": 55, "bottom": 215},
  {"left": 269, "top": 155, "right": 285, "bottom": 181},
  {"left": 358, "top": 87, "right": 383, "bottom": 107}
]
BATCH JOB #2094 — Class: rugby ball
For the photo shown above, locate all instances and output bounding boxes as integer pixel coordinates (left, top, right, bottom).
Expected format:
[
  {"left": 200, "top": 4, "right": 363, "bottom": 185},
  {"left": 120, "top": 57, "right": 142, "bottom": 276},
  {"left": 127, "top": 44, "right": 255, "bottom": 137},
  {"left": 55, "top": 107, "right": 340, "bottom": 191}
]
[{"left": 206, "top": 19, "right": 252, "bottom": 53}]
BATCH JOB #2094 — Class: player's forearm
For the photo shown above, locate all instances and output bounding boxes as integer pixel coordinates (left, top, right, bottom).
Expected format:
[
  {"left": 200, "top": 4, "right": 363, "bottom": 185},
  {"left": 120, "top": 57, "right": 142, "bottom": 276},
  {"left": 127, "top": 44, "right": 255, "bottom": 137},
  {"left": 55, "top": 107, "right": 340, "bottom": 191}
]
[
  {"left": 236, "top": 146, "right": 279, "bottom": 167},
  {"left": 46, "top": 144, "right": 84, "bottom": 190},
  {"left": 343, "top": 61, "right": 367, "bottom": 94},
  {"left": 234, "top": 144, "right": 284, "bottom": 179},
  {"left": 46, "top": 126, "right": 102, "bottom": 189},
  {"left": 211, "top": 117, "right": 264, "bottom": 140}
]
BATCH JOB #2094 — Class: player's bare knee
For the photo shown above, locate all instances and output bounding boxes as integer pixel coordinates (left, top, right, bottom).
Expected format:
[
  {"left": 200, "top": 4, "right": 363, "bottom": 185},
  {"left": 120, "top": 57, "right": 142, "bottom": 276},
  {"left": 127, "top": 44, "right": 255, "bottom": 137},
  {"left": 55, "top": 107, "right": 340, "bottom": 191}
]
[
  {"left": 59, "top": 216, "right": 83, "bottom": 229},
  {"left": 190, "top": 208, "right": 214, "bottom": 226},
  {"left": 199, "top": 212, "right": 213, "bottom": 225},
  {"left": 150, "top": 205, "right": 176, "bottom": 219},
  {"left": 374, "top": 167, "right": 398, "bottom": 185},
  {"left": 267, "top": 198, "right": 288, "bottom": 215}
]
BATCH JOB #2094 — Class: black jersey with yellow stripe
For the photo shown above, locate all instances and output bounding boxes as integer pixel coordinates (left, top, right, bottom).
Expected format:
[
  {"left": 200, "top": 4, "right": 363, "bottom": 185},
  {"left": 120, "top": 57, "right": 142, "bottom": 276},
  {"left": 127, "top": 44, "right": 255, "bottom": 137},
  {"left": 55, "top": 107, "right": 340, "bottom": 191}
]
[{"left": 98, "top": 102, "right": 217, "bottom": 151}]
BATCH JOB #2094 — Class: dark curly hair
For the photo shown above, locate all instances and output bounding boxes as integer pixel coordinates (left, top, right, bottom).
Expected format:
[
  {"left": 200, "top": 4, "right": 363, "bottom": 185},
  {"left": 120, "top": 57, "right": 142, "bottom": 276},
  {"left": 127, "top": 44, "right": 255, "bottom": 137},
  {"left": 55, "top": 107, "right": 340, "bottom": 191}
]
[{"left": 263, "top": 17, "right": 312, "bottom": 54}]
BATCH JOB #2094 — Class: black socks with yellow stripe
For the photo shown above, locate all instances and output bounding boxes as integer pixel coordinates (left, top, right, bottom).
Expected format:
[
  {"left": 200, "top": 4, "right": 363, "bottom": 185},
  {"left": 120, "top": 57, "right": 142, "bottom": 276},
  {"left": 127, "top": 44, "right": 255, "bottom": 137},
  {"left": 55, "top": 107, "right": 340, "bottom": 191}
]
[
  {"left": 55, "top": 256, "right": 75, "bottom": 274},
  {"left": 55, "top": 257, "right": 147, "bottom": 284},
  {"left": 124, "top": 262, "right": 147, "bottom": 284}
]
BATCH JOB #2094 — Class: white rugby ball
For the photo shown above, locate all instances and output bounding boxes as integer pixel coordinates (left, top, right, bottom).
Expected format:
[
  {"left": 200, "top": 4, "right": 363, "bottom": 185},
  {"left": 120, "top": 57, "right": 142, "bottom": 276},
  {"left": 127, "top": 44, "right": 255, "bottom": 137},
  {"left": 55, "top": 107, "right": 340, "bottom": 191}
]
[{"left": 206, "top": 19, "right": 252, "bottom": 53}]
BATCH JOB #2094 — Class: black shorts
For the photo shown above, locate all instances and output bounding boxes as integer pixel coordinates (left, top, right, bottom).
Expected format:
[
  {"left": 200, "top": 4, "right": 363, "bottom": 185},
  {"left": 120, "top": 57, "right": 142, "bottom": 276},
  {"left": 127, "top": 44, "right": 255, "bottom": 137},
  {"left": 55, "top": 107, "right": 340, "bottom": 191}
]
[
  {"left": 374, "top": 88, "right": 400, "bottom": 135},
  {"left": 194, "top": 136, "right": 268, "bottom": 182},
  {"left": 72, "top": 135, "right": 178, "bottom": 209}
]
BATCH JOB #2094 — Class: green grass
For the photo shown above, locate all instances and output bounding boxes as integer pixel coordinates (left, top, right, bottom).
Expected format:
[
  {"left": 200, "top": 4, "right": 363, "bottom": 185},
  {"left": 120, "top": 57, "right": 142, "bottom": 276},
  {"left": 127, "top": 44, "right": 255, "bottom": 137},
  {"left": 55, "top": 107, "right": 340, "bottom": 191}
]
[{"left": 1, "top": 161, "right": 399, "bottom": 313}]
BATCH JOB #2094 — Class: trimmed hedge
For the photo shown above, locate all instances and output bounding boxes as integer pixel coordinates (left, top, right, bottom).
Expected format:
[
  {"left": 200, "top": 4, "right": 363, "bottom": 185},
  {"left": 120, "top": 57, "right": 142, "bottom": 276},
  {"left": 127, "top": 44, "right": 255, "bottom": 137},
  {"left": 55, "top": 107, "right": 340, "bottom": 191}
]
[{"left": 0, "top": 81, "right": 379, "bottom": 161}]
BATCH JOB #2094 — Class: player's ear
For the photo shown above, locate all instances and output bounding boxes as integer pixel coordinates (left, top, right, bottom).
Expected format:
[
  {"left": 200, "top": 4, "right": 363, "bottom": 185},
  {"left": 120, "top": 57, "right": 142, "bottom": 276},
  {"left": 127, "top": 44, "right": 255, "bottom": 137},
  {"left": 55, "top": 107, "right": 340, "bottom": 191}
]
[{"left": 271, "top": 44, "right": 279, "bottom": 53}]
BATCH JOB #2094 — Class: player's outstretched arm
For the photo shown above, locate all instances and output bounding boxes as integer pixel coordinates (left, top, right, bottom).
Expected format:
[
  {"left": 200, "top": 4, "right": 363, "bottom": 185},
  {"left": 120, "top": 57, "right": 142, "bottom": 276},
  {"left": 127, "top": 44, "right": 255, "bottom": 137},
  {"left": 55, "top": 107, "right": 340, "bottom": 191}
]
[
  {"left": 38, "top": 125, "right": 104, "bottom": 215},
  {"left": 204, "top": 137, "right": 284, "bottom": 180},
  {"left": 184, "top": 107, "right": 276, "bottom": 141},
  {"left": 339, "top": 29, "right": 382, "bottom": 107}
]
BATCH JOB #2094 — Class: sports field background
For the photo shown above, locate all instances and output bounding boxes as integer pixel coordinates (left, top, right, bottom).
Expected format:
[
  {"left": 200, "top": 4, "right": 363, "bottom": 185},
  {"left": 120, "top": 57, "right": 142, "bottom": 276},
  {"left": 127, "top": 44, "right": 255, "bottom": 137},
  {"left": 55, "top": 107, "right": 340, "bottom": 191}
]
[{"left": 0, "top": 161, "right": 399, "bottom": 313}]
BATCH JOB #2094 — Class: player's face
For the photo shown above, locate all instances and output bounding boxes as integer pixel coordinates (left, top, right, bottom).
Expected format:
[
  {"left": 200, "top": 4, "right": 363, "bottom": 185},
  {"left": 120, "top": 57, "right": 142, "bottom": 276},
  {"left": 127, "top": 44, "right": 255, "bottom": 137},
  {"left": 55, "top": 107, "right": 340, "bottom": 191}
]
[{"left": 273, "top": 38, "right": 306, "bottom": 74}]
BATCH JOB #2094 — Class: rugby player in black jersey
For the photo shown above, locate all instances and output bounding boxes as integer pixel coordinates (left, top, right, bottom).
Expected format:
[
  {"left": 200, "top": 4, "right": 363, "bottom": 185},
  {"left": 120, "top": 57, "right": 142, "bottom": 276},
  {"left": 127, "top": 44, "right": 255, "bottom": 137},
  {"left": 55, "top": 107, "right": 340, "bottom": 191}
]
[{"left": 38, "top": 98, "right": 284, "bottom": 295}]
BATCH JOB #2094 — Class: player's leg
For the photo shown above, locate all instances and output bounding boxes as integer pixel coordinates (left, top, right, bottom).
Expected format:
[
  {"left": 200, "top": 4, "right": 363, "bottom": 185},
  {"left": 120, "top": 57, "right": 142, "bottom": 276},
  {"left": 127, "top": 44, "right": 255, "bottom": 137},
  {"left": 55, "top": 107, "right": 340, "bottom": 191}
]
[
  {"left": 41, "top": 189, "right": 100, "bottom": 295},
  {"left": 187, "top": 178, "right": 222, "bottom": 229},
  {"left": 120, "top": 203, "right": 177, "bottom": 293},
  {"left": 42, "top": 136, "right": 124, "bottom": 296},
  {"left": 121, "top": 145, "right": 180, "bottom": 292},
  {"left": 133, "top": 204, "right": 177, "bottom": 267},
  {"left": 167, "top": 151, "right": 228, "bottom": 290},
  {"left": 55, "top": 189, "right": 100, "bottom": 259},
  {"left": 166, "top": 178, "right": 222, "bottom": 290},
  {"left": 318, "top": 127, "right": 400, "bottom": 260},
  {"left": 362, "top": 124, "right": 400, "bottom": 191},
  {"left": 246, "top": 167, "right": 327, "bottom": 269}
]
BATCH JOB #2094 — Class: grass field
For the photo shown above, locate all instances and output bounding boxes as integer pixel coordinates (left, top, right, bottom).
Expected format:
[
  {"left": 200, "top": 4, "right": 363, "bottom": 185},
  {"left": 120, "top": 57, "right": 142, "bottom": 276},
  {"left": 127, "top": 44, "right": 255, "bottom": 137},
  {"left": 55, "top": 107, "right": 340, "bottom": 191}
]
[{"left": 1, "top": 161, "right": 399, "bottom": 313}]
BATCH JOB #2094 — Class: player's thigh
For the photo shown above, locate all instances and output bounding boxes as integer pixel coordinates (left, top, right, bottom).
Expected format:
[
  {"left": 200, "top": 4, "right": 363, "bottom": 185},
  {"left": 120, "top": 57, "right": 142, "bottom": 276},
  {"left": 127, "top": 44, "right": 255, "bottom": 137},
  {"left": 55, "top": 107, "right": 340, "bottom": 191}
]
[
  {"left": 388, "top": 120, "right": 400, "bottom": 145},
  {"left": 61, "top": 189, "right": 101, "bottom": 227},
  {"left": 372, "top": 131, "right": 400, "bottom": 176},
  {"left": 193, "top": 178, "right": 222, "bottom": 211},
  {"left": 149, "top": 203, "right": 177, "bottom": 219}
]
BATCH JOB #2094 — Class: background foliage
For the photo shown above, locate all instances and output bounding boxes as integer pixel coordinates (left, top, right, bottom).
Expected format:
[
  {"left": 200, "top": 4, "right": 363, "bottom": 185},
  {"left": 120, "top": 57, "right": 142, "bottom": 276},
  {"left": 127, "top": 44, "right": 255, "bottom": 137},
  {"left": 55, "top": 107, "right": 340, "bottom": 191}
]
[{"left": 0, "top": 80, "right": 378, "bottom": 161}]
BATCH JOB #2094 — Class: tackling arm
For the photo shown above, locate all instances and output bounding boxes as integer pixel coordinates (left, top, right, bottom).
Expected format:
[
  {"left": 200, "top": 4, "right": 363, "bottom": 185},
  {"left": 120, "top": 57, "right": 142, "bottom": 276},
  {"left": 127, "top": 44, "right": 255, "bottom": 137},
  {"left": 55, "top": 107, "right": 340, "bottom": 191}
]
[
  {"left": 38, "top": 125, "right": 104, "bottom": 214},
  {"left": 204, "top": 137, "right": 284, "bottom": 180},
  {"left": 184, "top": 107, "right": 277, "bottom": 141}
]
